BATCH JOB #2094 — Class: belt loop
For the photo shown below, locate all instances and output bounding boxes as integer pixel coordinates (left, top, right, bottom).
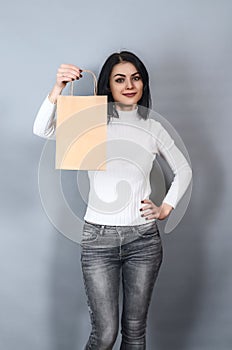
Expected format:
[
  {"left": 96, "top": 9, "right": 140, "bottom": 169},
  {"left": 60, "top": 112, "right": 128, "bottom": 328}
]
[{"left": 100, "top": 225, "right": 105, "bottom": 236}]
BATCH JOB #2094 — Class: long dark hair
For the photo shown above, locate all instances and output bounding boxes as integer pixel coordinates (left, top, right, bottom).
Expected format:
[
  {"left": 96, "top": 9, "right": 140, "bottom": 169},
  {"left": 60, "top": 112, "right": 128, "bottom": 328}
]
[{"left": 97, "top": 51, "right": 152, "bottom": 122}]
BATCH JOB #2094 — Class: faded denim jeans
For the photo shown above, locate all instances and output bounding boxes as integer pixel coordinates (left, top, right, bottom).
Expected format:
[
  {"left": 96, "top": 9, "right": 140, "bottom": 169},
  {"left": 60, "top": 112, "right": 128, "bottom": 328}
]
[{"left": 80, "top": 219, "right": 163, "bottom": 350}]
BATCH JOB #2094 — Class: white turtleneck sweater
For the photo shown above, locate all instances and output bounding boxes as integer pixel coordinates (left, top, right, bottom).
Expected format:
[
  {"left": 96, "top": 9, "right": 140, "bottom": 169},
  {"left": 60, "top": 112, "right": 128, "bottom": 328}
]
[{"left": 33, "top": 95, "right": 192, "bottom": 226}]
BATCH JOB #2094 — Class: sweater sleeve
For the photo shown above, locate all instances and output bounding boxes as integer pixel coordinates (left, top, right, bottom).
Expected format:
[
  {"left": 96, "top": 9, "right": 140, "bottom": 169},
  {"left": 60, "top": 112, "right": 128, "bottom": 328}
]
[
  {"left": 153, "top": 121, "right": 192, "bottom": 209},
  {"left": 32, "top": 95, "right": 57, "bottom": 140}
]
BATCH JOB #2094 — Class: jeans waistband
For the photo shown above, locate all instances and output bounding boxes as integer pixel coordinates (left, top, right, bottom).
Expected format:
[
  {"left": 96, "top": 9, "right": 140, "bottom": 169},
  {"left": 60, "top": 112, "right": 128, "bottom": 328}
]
[{"left": 84, "top": 219, "right": 156, "bottom": 230}]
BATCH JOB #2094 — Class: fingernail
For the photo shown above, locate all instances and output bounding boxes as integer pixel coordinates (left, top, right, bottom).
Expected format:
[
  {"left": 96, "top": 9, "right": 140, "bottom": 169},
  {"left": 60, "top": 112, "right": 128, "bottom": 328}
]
[
  {"left": 141, "top": 214, "right": 144, "bottom": 217},
  {"left": 79, "top": 69, "right": 82, "bottom": 72},
  {"left": 141, "top": 200, "right": 144, "bottom": 203},
  {"left": 139, "top": 208, "right": 142, "bottom": 211}
]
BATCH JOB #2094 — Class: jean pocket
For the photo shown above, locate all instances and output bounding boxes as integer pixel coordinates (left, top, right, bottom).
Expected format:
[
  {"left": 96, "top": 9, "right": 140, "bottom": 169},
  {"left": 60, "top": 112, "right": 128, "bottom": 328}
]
[
  {"left": 81, "top": 223, "right": 99, "bottom": 243},
  {"left": 137, "top": 221, "right": 159, "bottom": 238}
]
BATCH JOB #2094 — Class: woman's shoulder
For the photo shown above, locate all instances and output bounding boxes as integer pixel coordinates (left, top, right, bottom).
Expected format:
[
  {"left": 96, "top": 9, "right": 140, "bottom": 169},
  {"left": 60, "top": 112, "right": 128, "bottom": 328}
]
[{"left": 146, "top": 117, "right": 163, "bottom": 134}]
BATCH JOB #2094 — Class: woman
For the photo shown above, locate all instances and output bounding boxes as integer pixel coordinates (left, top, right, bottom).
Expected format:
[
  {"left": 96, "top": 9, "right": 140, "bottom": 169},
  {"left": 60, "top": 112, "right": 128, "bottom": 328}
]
[{"left": 33, "top": 51, "right": 192, "bottom": 349}]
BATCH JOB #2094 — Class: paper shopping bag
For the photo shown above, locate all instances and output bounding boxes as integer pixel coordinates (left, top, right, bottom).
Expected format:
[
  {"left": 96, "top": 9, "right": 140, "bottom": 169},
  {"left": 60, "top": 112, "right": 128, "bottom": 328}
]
[{"left": 56, "top": 69, "right": 107, "bottom": 170}]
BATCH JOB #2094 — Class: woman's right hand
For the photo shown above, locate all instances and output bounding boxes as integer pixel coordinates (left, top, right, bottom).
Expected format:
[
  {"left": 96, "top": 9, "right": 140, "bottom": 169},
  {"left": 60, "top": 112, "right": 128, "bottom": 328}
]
[
  {"left": 56, "top": 63, "right": 82, "bottom": 89},
  {"left": 48, "top": 64, "right": 83, "bottom": 104}
]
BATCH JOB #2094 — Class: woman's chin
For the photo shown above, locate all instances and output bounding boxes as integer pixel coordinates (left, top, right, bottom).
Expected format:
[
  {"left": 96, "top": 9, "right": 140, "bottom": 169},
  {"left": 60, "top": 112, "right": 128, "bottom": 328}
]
[{"left": 115, "top": 100, "right": 138, "bottom": 108}]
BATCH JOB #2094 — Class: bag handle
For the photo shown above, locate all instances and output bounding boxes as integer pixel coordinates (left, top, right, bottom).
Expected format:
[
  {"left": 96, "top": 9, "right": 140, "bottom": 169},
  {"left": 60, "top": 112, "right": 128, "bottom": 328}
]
[{"left": 69, "top": 69, "right": 98, "bottom": 96}]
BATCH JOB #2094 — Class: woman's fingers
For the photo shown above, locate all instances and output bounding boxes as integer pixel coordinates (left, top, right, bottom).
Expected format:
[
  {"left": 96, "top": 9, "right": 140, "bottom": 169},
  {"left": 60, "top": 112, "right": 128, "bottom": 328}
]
[
  {"left": 140, "top": 199, "right": 160, "bottom": 219},
  {"left": 48, "top": 63, "right": 83, "bottom": 102},
  {"left": 140, "top": 202, "right": 158, "bottom": 212},
  {"left": 57, "top": 72, "right": 80, "bottom": 82},
  {"left": 140, "top": 204, "right": 152, "bottom": 211},
  {"left": 56, "top": 64, "right": 83, "bottom": 88},
  {"left": 60, "top": 63, "right": 82, "bottom": 73},
  {"left": 59, "top": 64, "right": 82, "bottom": 78},
  {"left": 140, "top": 207, "right": 152, "bottom": 216},
  {"left": 57, "top": 69, "right": 82, "bottom": 79}
]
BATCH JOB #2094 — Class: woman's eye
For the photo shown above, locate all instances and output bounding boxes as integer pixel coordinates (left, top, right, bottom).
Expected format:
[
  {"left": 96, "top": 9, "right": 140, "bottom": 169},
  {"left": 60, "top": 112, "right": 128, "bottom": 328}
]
[{"left": 115, "top": 76, "right": 141, "bottom": 83}]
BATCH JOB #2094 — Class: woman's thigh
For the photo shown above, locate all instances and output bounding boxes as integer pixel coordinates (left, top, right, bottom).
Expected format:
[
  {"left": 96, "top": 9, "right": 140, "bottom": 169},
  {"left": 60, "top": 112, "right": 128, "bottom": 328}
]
[
  {"left": 121, "top": 222, "right": 163, "bottom": 320},
  {"left": 81, "top": 221, "right": 121, "bottom": 331}
]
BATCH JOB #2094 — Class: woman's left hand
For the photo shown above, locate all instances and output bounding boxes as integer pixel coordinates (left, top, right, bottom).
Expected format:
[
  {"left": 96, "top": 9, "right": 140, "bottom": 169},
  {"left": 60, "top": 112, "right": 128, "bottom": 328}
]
[{"left": 140, "top": 199, "right": 173, "bottom": 220}]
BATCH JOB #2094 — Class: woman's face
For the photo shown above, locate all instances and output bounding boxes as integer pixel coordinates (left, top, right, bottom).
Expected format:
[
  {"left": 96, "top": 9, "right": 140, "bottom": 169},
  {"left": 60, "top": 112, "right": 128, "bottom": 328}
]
[{"left": 109, "top": 62, "right": 143, "bottom": 110}]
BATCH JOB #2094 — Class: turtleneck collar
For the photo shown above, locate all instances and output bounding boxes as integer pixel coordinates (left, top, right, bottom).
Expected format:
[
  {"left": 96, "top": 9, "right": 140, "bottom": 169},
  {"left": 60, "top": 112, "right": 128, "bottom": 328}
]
[{"left": 114, "top": 106, "right": 139, "bottom": 121}]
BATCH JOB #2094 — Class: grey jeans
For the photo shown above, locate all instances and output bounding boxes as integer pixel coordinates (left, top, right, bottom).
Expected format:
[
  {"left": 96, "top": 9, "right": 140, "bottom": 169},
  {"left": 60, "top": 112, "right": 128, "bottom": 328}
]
[{"left": 80, "top": 220, "right": 163, "bottom": 350}]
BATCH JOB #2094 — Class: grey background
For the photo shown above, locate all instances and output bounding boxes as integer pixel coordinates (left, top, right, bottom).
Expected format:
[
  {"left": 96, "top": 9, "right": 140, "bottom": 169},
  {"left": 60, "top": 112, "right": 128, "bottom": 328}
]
[{"left": 0, "top": 0, "right": 232, "bottom": 349}]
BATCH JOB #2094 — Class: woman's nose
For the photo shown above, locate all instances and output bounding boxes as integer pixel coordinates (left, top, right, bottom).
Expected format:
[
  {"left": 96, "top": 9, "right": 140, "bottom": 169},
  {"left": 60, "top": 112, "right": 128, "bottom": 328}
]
[{"left": 125, "top": 79, "right": 133, "bottom": 89}]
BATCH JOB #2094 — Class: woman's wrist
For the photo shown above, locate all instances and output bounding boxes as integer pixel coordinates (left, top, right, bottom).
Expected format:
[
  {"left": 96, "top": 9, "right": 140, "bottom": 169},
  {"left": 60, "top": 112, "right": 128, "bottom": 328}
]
[
  {"left": 158, "top": 202, "right": 174, "bottom": 220},
  {"left": 48, "top": 84, "right": 64, "bottom": 104}
]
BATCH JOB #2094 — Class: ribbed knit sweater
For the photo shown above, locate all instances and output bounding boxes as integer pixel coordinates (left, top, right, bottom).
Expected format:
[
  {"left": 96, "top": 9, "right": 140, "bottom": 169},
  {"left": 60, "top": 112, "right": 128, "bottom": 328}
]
[{"left": 33, "top": 96, "right": 192, "bottom": 226}]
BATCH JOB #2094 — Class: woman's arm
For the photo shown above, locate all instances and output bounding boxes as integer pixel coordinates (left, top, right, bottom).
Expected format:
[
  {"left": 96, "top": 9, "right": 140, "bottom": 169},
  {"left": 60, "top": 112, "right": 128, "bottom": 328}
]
[
  {"left": 140, "top": 122, "right": 192, "bottom": 221},
  {"left": 32, "top": 64, "right": 82, "bottom": 139},
  {"left": 32, "top": 95, "right": 57, "bottom": 139},
  {"left": 155, "top": 121, "right": 193, "bottom": 209}
]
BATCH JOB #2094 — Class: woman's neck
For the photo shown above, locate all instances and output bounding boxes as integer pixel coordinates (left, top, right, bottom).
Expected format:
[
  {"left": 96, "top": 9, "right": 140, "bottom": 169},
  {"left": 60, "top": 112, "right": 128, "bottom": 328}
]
[{"left": 115, "top": 102, "right": 138, "bottom": 111}]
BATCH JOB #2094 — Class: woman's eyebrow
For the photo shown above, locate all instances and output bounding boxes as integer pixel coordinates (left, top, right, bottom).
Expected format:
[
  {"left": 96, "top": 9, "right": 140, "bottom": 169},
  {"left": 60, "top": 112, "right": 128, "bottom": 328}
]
[{"left": 113, "top": 71, "right": 140, "bottom": 78}]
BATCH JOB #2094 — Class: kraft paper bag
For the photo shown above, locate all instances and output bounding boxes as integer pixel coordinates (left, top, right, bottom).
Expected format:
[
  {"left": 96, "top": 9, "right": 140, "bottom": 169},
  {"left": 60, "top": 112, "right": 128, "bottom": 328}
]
[{"left": 56, "top": 69, "right": 107, "bottom": 170}]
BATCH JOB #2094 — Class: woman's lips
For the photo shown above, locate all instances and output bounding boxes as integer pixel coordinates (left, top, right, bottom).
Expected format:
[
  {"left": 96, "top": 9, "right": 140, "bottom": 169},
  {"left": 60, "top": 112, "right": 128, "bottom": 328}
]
[{"left": 123, "top": 93, "right": 137, "bottom": 98}]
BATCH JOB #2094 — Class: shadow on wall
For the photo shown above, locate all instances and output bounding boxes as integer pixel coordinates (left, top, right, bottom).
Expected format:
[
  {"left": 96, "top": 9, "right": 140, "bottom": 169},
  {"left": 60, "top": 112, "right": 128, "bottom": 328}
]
[{"left": 148, "top": 55, "right": 225, "bottom": 349}]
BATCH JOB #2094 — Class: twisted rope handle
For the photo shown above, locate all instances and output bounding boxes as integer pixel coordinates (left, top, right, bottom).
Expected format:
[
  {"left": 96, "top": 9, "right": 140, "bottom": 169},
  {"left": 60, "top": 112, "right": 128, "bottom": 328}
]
[{"left": 69, "top": 69, "right": 98, "bottom": 96}]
